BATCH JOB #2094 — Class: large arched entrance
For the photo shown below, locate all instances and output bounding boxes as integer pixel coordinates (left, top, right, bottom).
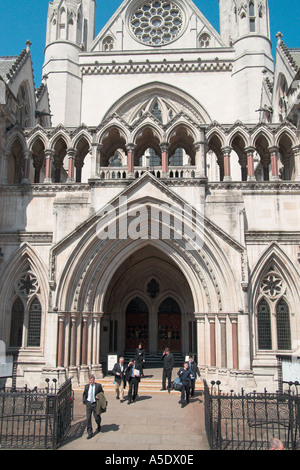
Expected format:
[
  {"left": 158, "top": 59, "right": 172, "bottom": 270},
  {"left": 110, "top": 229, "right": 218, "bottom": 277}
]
[
  {"left": 158, "top": 298, "right": 181, "bottom": 352},
  {"left": 102, "top": 244, "right": 195, "bottom": 357},
  {"left": 125, "top": 297, "right": 149, "bottom": 351}
]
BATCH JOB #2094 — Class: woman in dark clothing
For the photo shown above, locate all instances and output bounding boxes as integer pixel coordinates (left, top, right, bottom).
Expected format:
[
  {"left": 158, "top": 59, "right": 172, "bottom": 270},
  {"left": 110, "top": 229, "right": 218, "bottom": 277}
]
[
  {"left": 177, "top": 361, "right": 193, "bottom": 408},
  {"left": 135, "top": 343, "right": 145, "bottom": 377}
]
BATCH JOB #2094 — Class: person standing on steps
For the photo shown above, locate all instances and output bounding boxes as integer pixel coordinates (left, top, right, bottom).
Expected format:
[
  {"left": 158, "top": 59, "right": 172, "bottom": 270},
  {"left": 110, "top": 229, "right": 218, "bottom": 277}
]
[
  {"left": 135, "top": 343, "right": 145, "bottom": 377},
  {"left": 161, "top": 347, "right": 174, "bottom": 392},
  {"left": 82, "top": 375, "right": 103, "bottom": 439},
  {"left": 112, "top": 356, "right": 126, "bottom": 402}
]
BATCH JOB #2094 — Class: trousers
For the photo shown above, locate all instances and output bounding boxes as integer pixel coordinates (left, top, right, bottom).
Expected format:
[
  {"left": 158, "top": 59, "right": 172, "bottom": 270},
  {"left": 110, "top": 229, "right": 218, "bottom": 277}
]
[
  {"left": 86, "top": 401, "right": 101, "bottom": 436},
  {"left": 162, "top": 368, "right": 172, "bottom": 389}
]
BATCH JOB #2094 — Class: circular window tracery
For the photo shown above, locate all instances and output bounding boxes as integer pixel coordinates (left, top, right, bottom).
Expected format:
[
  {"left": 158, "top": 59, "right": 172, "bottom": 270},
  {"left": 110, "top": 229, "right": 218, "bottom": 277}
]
[{"left": 130, "top": 1, "right": 183, "bottom": 46}]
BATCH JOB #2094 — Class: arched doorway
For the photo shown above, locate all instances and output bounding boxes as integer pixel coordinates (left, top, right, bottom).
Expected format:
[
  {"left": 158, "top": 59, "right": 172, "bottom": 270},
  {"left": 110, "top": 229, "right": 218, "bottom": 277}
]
[
  {"left": 158, "top": 297, "right": 181, "bottom": 352},
  {"left": 125, "top": 297, "right": 149, "bottom": 351}
]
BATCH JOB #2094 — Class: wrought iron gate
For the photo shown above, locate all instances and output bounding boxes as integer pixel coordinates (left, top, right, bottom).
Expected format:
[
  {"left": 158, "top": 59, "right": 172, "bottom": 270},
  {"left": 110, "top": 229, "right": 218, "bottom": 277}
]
[
  {"left": 204, "top": 380, "right": 300, "bottom": 450},
  {"left": 0, "top": 378, "right": 73, "bottom": 450}
]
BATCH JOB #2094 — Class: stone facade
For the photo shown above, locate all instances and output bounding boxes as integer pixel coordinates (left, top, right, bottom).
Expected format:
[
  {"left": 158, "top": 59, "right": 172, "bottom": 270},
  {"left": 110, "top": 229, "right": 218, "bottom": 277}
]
[{"left": 0, "top": 0, "right": 299, "bottom": 391}]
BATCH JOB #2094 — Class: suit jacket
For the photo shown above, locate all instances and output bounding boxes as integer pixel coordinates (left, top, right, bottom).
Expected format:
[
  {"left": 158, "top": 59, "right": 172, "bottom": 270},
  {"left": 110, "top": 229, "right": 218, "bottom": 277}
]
[
  {"left": 162, "top": 352, "right": 174, "bottom": 370},
  {"left": 189, "top": 361, "right": 200, "bottom": 379},
  {"left": 112, "top": 362, "right": 126, "bottom": 383},
  {"left": 82, "top": 382, "right": 103, "bottom": 404},
  {"left": 125, "top": 363, "right": 141, "bottom": 383},
  {"left": 96, "top": 391, "right": 107, "bottom": 415}
]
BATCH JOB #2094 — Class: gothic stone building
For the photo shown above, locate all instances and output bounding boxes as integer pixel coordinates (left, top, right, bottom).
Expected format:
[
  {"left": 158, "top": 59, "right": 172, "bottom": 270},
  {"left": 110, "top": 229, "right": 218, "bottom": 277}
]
[{"left": 0, "top": 0, "right": 299, "bottom": 391}]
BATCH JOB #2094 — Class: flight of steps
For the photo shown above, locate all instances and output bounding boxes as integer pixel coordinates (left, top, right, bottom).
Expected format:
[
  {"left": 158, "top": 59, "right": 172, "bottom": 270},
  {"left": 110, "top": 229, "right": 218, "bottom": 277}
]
[{"left": 94, "top": 375, "right": 204, "bottom": 394}]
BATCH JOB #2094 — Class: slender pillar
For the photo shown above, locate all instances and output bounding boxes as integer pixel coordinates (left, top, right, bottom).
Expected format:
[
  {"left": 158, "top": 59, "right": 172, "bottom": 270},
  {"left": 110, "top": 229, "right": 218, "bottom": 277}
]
[
  {"left": 70, "top": 313, "right": 78, "bottom": 367},
  {"left": 292, "top": 145, "right": 300, "bottom": 181},
  {"left": 230, "top": 315, "right": 239, "bottom": 370},
  {"left": 219, "top": 315, "right": 227, "bottom": 368},
  {"left": 208, "top": 315, "right": 216, "bottom": 367},
  {"left": 221, "top": 146, "right": 232, "bottom": 181},
  {"left": 269, "top": 146, "right": 280, "bottom": 180},
  {"left": 194, "top": 138, "right": 206, "bottom": 178},
  {"left": 126, "top": 143, "right": 135, "bottom": 178},
  {"left": 57, "top": 313, "right": 65, "bottom": 368},
  {"left": 44, "top": 149, "right": 54, "bottom": 183},
  {"left": 81, "top": 313, "right": 89, "bottom": 365},
  {"left": 1, "top": 151, "right": 10, "bottom": 184},
  {"left": 66, "top": 148, "right": 76, "bottom": 183},
  {"left": 160, "top": 142, "right": 169, "bottom": 176},
  {"left": 21, "top": 150, "right": 31, "bottom": 184},
  {"left": 91, "top": 142, "right": 101, "bottom": 178},
  {"left": 196, "top": 314, "right": 206, "bottom": 366},
  {"left": 246, "top": 146, "right": 256, "bottom": 181}
]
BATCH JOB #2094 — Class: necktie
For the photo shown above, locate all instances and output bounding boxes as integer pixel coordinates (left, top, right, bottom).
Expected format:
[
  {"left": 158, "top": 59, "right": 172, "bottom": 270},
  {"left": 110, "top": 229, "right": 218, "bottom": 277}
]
[{"left": 90, "top": 384, "right": 94, "bottom": 402}]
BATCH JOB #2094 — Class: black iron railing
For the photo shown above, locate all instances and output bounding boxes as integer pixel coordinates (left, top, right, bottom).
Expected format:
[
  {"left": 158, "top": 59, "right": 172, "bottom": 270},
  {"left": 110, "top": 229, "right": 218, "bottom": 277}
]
[
  {"left": 0, "top": 378, "right": 73, "bottom": 450},
  {"left": 204, "top": 380, "right": 300, "bottom": 450}
]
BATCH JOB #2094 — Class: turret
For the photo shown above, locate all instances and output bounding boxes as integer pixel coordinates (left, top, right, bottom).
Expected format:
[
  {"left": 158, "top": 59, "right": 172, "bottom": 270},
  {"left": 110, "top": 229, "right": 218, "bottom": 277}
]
[
  {"left": 45, "top": 0, "right": 96, "bottom": 49},
  {"left": 43, "top": 0, "right": 96, "bottom": 126},
  {"left": 219, "top": 0, "right": 274, "bottom": 122}
]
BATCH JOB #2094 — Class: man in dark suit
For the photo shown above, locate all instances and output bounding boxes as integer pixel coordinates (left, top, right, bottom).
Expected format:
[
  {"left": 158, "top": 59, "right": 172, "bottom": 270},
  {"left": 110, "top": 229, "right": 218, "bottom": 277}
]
[
  {"left": 161, "top": 347, "right": 174, "bottom": 392},
  {"left": 125, "top": 359, "right": 141, "bottom": 404},
  {"left": 188, "top": 354, "right": 201, "bottom": 397},
  {"left": 112, "top": 356, "right": 126, "bottom": 402},
  {"left": 135, "top": 343, "right": 145, "bottom": 377},
  {"left": 82, "top": 375, "right": 103, "bottom": 439}
]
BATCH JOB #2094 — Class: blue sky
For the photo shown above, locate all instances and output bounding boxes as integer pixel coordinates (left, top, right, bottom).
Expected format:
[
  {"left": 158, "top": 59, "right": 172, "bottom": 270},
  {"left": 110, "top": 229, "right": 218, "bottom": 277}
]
[{"left": 0, "top": 0, "right": 298, "bottom": 84}]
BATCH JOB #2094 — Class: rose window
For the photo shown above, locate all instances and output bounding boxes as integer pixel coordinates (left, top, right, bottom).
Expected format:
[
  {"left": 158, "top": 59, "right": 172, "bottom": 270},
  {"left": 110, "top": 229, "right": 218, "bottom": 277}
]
[
  {"left": 261, "top": 273, "right": 283, "bottom": 298},
  {"left": 17, "top": 272, "right": 39, "bottom": 297},
  {"left": 130, "top": 1, "right": 183, "bottom": 46}
]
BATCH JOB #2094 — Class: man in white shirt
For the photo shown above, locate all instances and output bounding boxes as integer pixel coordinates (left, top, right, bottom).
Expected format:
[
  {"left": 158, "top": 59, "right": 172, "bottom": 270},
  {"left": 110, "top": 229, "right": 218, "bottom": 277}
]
[
  {"left": 112, "top": 356, "right": 126, "bottom": 402},
  {"left": 82, "top": 375, "right": 103, "bottom": 439},
  {"left": 125, "top": 359, "right": 141, "bottom": 404}
]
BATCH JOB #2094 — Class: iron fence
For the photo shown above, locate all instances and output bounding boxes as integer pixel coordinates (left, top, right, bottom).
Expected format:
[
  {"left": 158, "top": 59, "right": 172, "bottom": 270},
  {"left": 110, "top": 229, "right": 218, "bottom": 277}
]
[
  {"left": 204, "top": 380, "right": 300, "bottom": 450},
  {"left": 0, "top": 378, "right": 73, "bottom": 450}
]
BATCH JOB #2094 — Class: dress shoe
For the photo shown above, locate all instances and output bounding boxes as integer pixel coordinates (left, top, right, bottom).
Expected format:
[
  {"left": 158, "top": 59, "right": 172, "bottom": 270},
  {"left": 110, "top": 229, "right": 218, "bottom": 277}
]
[{"left": 87, "top": 434, "right": 93, "bottom": 439}]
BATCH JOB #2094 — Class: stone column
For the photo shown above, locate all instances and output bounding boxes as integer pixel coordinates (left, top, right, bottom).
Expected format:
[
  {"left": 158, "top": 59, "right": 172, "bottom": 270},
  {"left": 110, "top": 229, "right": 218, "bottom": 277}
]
[
  {"left": 208, "top": 315, "right": 216, "bottom": 367},
  {"left": 69, "top": 313, "right": 78, "bottom": 367},
  {"left": 66, "top": 148, "right": 77, "bottom": 183},
  {"left": 91, "top": 313, "right": 103, "bottom": 378},
  {"left": 160, "top": 142, "right": 169, "bottom": 177},
  {"left": 292, "top": 145, "right": 300, "bottom": 181},
  {"left": 126, "top": 143, "right": 135, "bottom": 178},
  {"left": 219, "top": 315, "right": 227, "bottom": 368},
  {"left": 230, "top": 315, "right": 239, "bottom": 370},
  {"left": 91, "top": 142, "right": 101, "bottom": 178},
  {"left": 195, "top": 314, "right": 206, "bottom": 366},
  {"left": 81, "top": 313, "right": 89, "bottom": 366},
  {"left": 44, "top": 149, "right": 54, "bottom": 183},
  {"left": 246, "top": 146, "right": 256, "bottom": 181},
  {"left": 57, "top": 313, "right": 66, "bottom": 368},
  {"left": 221, "top": 147, "right": 232, "bottom": 181},
  {"left": 21, "top": 149, "right": 31, "bottom": 184},
  {"left": 269, "top": 146, "right": 280, "bottom": 180},
  {"left": 1, "top": 151, "right": 10, "bottom": 184},
  {"left": 194, "top": 138, "right": 206, "bottom": 178}
]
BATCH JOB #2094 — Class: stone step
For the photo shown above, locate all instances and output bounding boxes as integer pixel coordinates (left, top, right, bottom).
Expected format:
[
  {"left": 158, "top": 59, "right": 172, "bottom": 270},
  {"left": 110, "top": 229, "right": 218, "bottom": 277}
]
[{"left": 75, "top": 377, "right": 204, "bottom": 393}]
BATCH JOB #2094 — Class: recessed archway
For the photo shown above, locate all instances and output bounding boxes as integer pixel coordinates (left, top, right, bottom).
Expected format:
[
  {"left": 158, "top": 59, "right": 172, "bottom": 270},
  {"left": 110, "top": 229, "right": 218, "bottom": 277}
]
[{"left": 103, "top": 244, "right": 194, "bottom": 356}]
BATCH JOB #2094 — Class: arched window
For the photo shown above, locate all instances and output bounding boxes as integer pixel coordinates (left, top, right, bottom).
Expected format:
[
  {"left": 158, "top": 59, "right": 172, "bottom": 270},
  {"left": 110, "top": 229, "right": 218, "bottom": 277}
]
[
  {"left": 27, "top": 297, "right": 42, "bottom": 347},
  {"left": 10, "top": 298, "right": 24, "bottom": 347},
  {"left": 199, "top": 33, "right": 211, "bottom": 48},
  {"left": 257, "top": 298, "right": 272, "bottom": 350},
  {"left": 249, "top": 1, "right": 256, "bottom": 32},
  {"left": 276, "top": 299, "right": 291, "bottom": 350},
  {"left": 103, "top": 36, "right": 114, "bottom": 51}
]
